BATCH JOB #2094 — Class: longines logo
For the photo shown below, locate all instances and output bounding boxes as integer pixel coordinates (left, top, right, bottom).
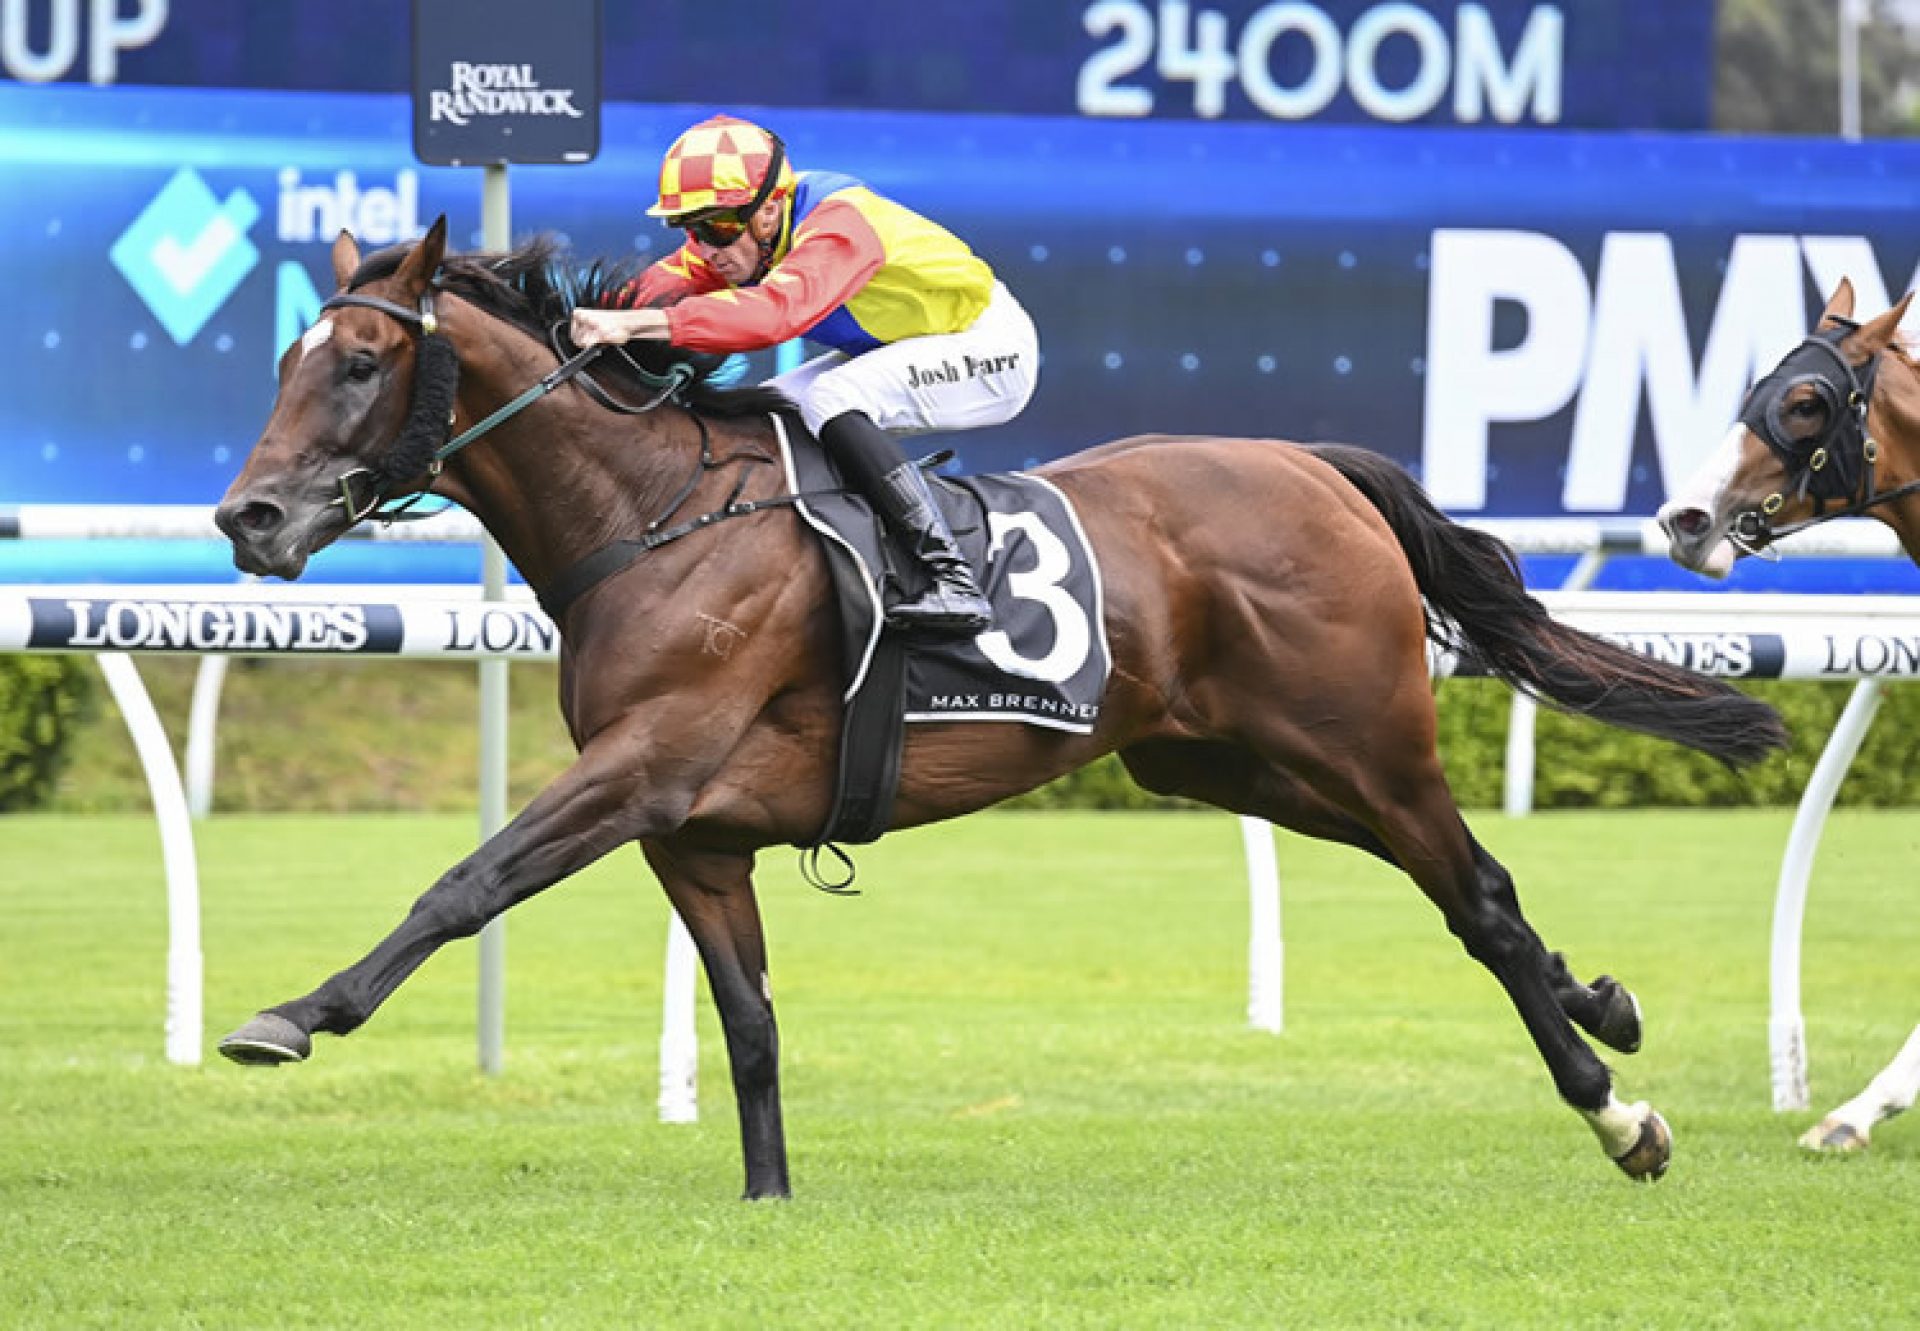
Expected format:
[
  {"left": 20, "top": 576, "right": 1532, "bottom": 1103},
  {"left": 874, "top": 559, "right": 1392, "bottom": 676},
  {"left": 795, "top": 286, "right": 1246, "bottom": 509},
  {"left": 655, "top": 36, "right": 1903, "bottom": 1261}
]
[
  {"left": 1821, "top": 634, "right": 1920, "bottom": 676},
  {"left": 35, "top": 600, "right": 373, "bottom": 653},
  {"left": 441, "top": 608, "right": 557, "bottom": 655},
  {"left": 1598, "top": 632, "right": 1756, "bottom": 677},
  {"left": 427, "top": 62, "right": 584, "bottom": 125}
]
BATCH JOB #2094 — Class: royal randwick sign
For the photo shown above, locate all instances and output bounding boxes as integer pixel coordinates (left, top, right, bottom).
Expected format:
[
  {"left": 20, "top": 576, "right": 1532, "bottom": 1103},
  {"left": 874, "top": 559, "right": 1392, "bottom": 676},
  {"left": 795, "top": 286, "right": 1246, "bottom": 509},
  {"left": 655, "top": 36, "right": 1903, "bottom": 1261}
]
[
  {"left": 424, "top": 62, "right": 586, "bottom": 128},
  {"left": 411, "top": 0, "right": 600, "bottom": 166}
]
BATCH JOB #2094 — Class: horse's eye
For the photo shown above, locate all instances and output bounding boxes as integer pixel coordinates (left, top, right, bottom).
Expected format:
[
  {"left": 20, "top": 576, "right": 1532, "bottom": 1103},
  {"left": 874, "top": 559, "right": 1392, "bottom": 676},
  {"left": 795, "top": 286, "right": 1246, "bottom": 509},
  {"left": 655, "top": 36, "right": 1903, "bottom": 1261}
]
[
  {"left": 344, "top": 354, "right": 380, "bottom": 384},
  {"left": 1788, "top": 399, "right": 1824, "bottom": 420}
]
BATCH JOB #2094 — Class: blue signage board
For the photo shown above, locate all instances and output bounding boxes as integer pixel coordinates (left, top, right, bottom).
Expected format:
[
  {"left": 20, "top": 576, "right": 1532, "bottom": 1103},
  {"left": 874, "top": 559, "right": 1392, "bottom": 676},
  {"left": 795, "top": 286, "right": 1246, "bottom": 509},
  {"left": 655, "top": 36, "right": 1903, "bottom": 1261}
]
[
  {"left": 3, "top": 1, "right": 1715, "bottom": 130},
  {"left": 8, "top": 81, "right": 1920, "bottom": 535}
]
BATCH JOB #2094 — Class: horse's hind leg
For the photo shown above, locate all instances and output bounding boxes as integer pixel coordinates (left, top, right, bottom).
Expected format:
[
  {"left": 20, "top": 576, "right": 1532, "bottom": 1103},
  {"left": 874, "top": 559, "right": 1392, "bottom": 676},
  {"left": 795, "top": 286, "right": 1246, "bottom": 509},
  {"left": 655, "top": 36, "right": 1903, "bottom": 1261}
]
[
  {"left": 1120, "top": 739, "right": 1642, "bottom": 1055},
  {"left": 1389, "top": 779, "right": 1670, "bottom": 1179},
  {"left": 1138, "top": 713, "right": 1666, "bottom": 1175},
  {"left": 1379, "top": 763, "right": 1671, "bottom": 1175},
  {"left": 642, "top": 840, "right": 789, "bottom": 1200},
  {"left": 1122, "top": 738, "right": 1397, "bottom": 863}
]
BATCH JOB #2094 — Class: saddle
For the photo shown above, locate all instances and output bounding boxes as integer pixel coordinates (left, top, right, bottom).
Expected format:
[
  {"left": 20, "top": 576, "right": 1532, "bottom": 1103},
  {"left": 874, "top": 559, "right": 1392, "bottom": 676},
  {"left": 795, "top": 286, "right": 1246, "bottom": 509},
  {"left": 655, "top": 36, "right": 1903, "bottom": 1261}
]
[{"left": 770, "top": 417, "right": 1110, "bottom": 848}]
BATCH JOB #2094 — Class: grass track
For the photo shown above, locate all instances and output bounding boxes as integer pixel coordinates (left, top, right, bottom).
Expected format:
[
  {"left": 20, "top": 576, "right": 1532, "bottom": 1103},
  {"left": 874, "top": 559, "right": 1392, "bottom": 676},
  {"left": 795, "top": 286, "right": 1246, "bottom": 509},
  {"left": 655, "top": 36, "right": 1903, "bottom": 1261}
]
[{"left": 2, "top": 809, "right": 1917, "bottom": 1328}]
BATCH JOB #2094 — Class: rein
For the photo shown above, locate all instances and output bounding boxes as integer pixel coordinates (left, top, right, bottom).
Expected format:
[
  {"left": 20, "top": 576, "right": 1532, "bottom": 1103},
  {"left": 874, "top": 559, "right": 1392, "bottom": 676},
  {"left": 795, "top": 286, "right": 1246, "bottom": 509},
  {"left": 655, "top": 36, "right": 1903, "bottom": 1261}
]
[
  {"left": 1730, "top": 322, "right": 1920, "bottom": 552},
  {"left": 318, "top": 283, "right": 844, "bottom": 621},
  {"left": 320, "top": 288, "right": 695, "bottom": 523}
]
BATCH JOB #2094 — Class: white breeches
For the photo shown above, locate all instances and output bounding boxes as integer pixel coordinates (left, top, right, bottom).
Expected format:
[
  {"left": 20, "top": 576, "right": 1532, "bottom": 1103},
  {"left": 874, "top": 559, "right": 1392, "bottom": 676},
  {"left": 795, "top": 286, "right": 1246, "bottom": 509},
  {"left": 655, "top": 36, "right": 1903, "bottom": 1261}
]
[{"left": 768, "top": 281, "right": 1039, "bottom": 436}]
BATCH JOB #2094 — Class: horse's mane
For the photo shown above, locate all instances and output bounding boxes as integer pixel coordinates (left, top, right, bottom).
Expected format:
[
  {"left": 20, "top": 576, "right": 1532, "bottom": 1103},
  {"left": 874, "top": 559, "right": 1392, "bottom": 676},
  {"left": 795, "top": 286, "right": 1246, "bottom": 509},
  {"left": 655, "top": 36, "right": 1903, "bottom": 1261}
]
[{"left": 348, "top": 234, "right": 799, "bottom": 423}]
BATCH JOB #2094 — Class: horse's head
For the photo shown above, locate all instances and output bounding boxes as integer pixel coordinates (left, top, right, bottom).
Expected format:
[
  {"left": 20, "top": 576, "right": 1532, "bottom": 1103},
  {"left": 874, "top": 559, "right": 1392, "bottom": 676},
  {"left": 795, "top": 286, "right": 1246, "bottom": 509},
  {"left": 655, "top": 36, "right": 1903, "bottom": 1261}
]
[
  {"left": 215, "top": 217, "right": 453, "bottom": 578},
  {"left": 1658, "top": 278, "right": 1916, "bottom": 577}
]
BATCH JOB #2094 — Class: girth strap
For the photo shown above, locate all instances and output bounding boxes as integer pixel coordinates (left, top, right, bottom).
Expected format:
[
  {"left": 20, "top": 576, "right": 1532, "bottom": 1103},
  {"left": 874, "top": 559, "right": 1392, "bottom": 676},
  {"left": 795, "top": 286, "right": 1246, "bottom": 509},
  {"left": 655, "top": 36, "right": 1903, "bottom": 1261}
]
[{"left": 810, "top": 632, "right": 907, "bottom": 847}]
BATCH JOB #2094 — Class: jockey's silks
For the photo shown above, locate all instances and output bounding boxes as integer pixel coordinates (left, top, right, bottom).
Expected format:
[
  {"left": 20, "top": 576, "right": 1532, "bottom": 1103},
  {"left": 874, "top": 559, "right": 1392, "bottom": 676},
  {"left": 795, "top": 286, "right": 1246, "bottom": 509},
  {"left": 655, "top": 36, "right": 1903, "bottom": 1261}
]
[{"left": 618, "top": 170, "right": 995, "bottom": 356}]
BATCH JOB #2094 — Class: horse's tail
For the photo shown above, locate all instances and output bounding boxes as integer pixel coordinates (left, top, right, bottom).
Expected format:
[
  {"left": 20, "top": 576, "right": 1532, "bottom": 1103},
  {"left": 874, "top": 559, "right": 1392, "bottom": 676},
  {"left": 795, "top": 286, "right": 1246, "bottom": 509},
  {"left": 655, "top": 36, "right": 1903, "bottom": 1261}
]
[{"left": 1305, "top": 443, "right": 1788, "bottom": 767}]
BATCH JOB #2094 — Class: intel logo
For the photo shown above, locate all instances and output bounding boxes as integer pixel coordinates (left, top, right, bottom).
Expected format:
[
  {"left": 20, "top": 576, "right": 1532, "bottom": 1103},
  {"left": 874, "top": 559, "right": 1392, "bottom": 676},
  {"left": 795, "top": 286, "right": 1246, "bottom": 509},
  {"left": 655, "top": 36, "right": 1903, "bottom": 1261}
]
[{"left": 276, "top": 168, "right": 423, "bottom": 245}]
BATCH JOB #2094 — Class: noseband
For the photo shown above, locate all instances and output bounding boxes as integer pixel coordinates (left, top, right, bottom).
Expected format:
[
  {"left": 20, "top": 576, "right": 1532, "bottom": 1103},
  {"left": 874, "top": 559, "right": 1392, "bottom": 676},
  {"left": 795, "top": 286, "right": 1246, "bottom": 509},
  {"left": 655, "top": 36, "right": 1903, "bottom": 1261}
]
[{"left": 1729, "top": 320, "right": 1920, "bottom": 550}]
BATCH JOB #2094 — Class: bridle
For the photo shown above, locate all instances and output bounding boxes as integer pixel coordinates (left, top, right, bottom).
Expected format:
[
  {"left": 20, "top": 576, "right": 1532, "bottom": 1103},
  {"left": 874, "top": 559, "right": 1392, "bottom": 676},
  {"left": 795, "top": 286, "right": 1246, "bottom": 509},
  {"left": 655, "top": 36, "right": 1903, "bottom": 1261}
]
[
  {"left": 1728, "top": 320, "right": 1920, "bottom": 553},
  {"left": 318, "top": 285, "right": 691, "bottom": 523},
  {"left": 315, "top": 280, "right": 831, "bottom": 623}
]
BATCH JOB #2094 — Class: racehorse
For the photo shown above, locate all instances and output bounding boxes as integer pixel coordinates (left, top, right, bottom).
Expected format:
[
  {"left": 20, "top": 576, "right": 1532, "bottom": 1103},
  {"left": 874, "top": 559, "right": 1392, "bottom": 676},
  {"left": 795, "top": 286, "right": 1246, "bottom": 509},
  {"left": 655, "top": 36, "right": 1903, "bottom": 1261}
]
[
  {"left": 1660, "top": 278, "right": 1920, "bottom": 1153},
  {"left": 1659, "top": 280, "right": 1920, "bottom": 577},
  {"left": 213, "top": 218, "right": 1787, "bottom": 1197}
]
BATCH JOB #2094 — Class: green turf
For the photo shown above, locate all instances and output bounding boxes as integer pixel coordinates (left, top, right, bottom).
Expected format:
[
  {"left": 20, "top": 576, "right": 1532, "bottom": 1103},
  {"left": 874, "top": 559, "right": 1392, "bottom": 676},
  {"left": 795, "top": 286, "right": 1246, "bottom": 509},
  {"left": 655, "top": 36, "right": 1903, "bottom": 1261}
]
[{"left": 1, "top": 809, "right": 1916, "bottom": 1328}]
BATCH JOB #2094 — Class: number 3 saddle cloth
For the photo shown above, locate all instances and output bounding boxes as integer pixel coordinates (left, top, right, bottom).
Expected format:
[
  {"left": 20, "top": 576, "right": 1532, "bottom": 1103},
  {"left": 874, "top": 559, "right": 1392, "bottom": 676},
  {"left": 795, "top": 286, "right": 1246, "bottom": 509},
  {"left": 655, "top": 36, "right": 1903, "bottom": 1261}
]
[{"left": 772, "top": 416, "right": 1112, "bottom": 736}]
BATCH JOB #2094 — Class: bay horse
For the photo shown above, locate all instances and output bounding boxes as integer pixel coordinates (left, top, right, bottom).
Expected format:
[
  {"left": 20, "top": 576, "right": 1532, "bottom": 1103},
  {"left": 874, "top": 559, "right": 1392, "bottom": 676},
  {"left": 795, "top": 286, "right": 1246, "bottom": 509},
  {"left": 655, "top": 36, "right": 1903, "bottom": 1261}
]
[
  {"left": 214, "top": 218, "right": 1786, "bottom": 1197},
  {"left": 1660, "top": 278, "right": 1920, "bottom": 1153}
]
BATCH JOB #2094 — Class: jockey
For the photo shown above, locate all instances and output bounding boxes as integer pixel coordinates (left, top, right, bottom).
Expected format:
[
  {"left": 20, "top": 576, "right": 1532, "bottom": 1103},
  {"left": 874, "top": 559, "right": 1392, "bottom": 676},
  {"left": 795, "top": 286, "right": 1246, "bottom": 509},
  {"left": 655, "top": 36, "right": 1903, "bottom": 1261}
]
[{"left": 570, "top": 114, "right": 1039, "bottom": 634}]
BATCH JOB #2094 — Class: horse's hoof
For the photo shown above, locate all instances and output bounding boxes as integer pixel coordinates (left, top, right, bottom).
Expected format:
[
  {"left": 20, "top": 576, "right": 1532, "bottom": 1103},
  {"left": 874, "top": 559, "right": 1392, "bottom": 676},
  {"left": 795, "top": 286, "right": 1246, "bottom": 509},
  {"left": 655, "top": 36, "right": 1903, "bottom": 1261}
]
[
  {"left": 1799, "top": 1117, "right": 1868, "bottom": 1154},
  {"left": 1611, "top": 1105, "right": 1672, "bottom": 1181},
  {"left": 218, "top": 1013, "right": 312, "bottom": 1065},
  {"left": 1590, "top": 975, "right": 1643, "bottom": 1054}
]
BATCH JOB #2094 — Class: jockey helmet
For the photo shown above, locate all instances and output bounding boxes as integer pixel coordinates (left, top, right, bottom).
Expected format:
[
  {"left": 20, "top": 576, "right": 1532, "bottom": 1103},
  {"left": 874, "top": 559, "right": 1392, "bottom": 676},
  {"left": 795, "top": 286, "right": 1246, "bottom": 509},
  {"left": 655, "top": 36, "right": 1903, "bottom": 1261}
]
[{"left": 648, "top": 115, "right": 794, "bottom": 221}]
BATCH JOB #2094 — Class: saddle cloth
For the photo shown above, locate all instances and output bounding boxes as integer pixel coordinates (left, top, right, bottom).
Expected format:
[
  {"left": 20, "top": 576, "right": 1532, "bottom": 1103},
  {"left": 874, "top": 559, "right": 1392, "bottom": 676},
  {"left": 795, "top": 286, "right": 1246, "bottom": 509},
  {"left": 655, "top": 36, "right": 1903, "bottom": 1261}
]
[{"left": 771, "top": 416, "right": 1112, "bottom": 735}]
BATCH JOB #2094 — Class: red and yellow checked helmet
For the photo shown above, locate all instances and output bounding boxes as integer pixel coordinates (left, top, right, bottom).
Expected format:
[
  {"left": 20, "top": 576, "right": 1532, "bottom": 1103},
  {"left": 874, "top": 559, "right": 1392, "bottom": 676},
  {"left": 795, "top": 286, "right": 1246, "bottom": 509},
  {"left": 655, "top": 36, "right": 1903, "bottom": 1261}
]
[{"left": 647, "top": 115, "right": 794, "bottom": 220}]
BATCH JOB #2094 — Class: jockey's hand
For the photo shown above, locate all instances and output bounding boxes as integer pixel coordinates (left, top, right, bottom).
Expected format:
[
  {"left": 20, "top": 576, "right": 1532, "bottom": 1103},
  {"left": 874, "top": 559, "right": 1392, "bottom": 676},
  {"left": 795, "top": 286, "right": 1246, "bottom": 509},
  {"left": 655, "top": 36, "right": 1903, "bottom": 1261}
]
[{"left": 570, "top": 308, "right": 669, "bottom": 348}]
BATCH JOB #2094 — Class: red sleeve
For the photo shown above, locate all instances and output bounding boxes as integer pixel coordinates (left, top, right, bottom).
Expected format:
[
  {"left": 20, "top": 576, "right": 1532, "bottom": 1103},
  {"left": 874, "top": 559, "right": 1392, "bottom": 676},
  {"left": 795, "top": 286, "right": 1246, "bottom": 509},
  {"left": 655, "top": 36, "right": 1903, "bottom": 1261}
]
[
  {"left": 663, "top": 198, "right": 886, "bottom": 353},
  {"left": 611, "top": 246, "right": 729, "bottom": 308}
]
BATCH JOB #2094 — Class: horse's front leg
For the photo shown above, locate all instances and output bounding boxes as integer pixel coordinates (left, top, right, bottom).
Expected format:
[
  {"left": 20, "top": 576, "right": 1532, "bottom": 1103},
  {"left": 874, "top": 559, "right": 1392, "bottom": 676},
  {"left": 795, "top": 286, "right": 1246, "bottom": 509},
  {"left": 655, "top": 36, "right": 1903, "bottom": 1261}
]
[
  {"left": 643, "top": 840, "right": 788, "bottom": 1200},
  {"left": 219, "top": 726, "right": 686, "bottom": 1062}
]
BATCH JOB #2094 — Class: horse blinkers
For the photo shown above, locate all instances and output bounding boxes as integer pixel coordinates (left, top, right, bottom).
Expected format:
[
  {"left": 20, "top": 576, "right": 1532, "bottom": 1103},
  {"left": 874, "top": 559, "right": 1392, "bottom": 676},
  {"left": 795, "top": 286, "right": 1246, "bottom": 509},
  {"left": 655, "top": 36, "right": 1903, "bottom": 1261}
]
[{"left": 1729, "top": 325, "right": 1880, "bottom": 548}]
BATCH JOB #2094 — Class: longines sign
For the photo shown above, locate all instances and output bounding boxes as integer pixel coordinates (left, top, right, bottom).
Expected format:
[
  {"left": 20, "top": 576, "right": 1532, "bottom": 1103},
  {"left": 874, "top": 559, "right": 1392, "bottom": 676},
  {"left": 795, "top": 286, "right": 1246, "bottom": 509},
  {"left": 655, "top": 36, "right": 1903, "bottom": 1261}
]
[
  {"left": 1444, "top": 631, "right": 1920, "bottom": 682},
  {"left": 9, "top": 597, "right": 560, "bottom": 659}
]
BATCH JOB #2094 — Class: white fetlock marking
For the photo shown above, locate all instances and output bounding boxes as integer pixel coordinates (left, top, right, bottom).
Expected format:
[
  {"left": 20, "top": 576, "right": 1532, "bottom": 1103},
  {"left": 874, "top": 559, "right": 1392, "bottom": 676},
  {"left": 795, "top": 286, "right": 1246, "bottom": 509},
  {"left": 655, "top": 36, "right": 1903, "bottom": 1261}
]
[{"left": 1580, "top": 1093, "right": 1646, "bottom": 1158}]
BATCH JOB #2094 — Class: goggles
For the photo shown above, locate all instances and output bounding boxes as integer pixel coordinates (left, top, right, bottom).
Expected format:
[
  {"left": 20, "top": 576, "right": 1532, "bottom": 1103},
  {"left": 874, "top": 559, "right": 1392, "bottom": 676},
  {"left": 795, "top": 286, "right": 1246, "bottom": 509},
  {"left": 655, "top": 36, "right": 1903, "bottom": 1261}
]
[{"left": 679, "top": 209, "right": 752, "bottom": 249}]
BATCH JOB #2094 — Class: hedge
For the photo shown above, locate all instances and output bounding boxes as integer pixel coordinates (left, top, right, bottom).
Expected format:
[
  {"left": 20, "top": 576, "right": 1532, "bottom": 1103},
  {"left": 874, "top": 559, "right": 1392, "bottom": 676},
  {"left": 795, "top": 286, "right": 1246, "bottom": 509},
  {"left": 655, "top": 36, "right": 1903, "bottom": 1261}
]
[
  {"left": 0, "top": 657, "right": 95, "bottom": 812},
  {"left": 12, "top": 660, "right": 1919, "bottom": 814},
  {"left": 1008, "top": 678, "right": 1920, "bottom": 812}
]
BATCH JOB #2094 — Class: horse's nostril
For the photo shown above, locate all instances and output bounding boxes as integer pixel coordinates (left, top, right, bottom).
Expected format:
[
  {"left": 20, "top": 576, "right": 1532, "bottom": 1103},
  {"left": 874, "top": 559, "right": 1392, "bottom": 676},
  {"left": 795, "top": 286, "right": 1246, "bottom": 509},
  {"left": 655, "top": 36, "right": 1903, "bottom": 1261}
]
[
  {"left": 219, "top": 499, "right": 285, "bottom": 539},
  {"left": 1668, "top": 507, "right": 1711, "bottom": 539}
]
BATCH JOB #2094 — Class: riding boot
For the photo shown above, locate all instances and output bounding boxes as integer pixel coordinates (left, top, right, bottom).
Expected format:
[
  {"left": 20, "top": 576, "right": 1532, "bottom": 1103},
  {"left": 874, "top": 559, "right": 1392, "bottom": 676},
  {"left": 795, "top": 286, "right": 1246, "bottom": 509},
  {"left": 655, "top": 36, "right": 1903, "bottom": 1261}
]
[
  {"left": 818, "top": 411, "right": 993, "bottom": 633},
  {"left": 874, "top": 461, "right": 994, "bottom": 631}
]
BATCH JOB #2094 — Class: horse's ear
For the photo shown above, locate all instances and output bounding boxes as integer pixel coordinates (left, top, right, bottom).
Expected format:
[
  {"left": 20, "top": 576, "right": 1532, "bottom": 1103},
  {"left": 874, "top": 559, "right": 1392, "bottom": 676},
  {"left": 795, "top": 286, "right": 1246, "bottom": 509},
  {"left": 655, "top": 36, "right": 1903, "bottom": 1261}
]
[
  {"left": 1852, "top": 290, "right": 1915, "bottom": 353},
  {"left": 331, "top": 231, "right": 361, "bottom": 290},
  {"left": 1817, "top": 277, "right": 1857, "bottom": 328},
  {"left": 395, "top": 215, "right": 449, "bottom": 293}
]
